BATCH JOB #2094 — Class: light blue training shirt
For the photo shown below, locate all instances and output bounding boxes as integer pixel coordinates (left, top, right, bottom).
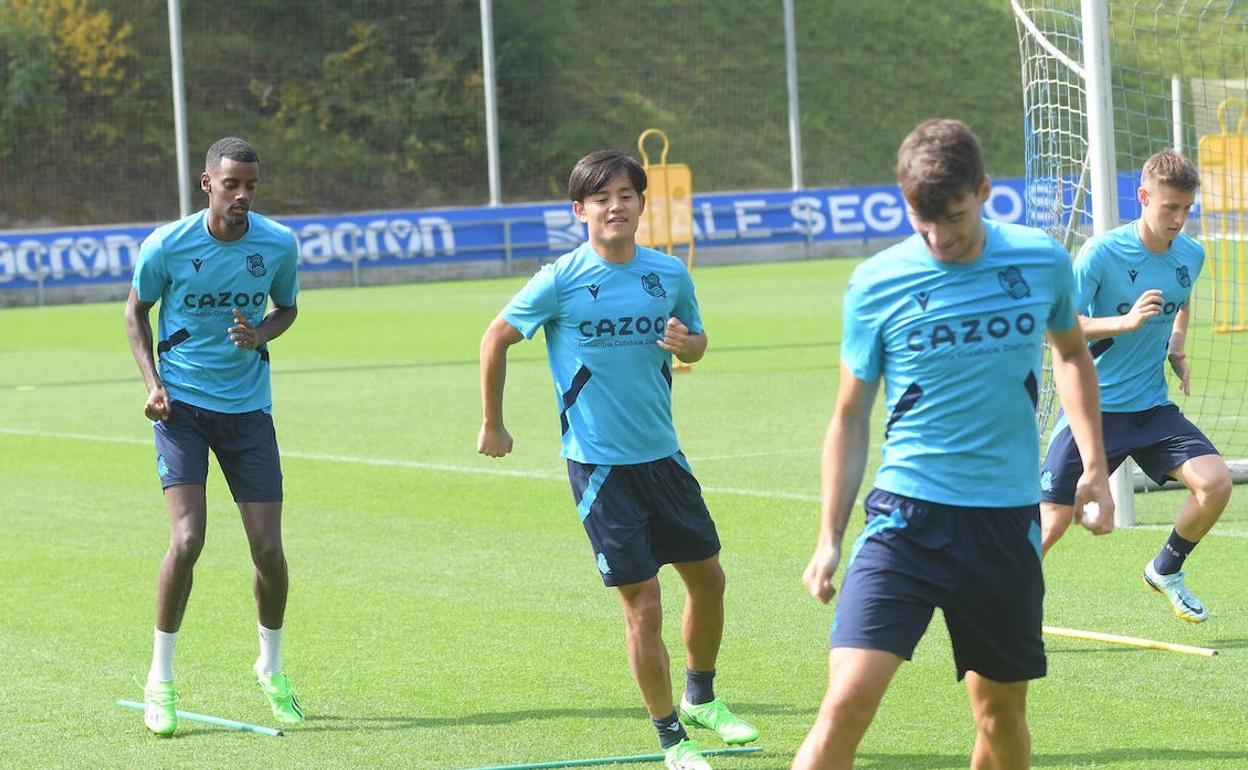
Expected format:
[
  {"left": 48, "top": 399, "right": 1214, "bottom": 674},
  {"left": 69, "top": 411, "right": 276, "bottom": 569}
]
[
  {"left": 502, "top": 241, "right": 703, "bottom": 465},
  {"left": 133, "top": 209, "right": 300, "bottom": 413},
  {"left": 842, "top": 219, "right": 1077, "bottom": 507},
  {"left": 1070, "top": 220, "right": 1203, "bottom": 413}
]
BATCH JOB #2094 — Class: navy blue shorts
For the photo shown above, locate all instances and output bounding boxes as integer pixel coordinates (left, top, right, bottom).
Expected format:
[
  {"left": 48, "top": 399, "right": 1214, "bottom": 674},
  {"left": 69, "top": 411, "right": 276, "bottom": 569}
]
[
  {"left": 1041, "top": 404, "right": 1218, "bottom": 505},
  {"left": 568, "top": 453, "right": 721, "bottom": 587},
  {"left": 152, "top": 400, "right": 284, "bottom": 503},
  {"left": 831, "top": 488, "right": 1046, "bottom": 683}
]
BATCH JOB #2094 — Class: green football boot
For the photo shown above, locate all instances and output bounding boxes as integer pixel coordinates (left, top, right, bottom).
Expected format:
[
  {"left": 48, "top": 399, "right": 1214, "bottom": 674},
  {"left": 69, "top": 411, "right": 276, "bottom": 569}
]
[
  {"left": 143, "top": 680, "right": 179, "bottom": 736},
  {"left": 664, "top": 738, "right": 712, "bottom": 770},
  {"left": 679, "top": 696, "right": 759, "bottom": 745},
  {"left": 254, "top": 667, "right": 305, "bottom": 724}
]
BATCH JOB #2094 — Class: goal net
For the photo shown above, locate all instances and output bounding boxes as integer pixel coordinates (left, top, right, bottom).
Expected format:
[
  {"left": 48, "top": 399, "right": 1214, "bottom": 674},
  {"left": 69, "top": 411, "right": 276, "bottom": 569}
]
[{"left": 1013, "top": 1, "right": 1248, "bottom": 504}]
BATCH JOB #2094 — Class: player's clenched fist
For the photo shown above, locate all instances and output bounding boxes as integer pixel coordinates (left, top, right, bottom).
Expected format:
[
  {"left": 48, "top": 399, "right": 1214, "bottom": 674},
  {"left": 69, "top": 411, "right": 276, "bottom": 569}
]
[
  {"left": 1123, "top": 289, "right": 1164, "bottom": 331},
  {"left": 477, "top": 424, "right": 514, "bottom": 458},
  {"left": 657, "top": 316, "right": 690, "bottom": 355},
  {"left": 802, "top": 544, "right": 841, "bottom": 604}
]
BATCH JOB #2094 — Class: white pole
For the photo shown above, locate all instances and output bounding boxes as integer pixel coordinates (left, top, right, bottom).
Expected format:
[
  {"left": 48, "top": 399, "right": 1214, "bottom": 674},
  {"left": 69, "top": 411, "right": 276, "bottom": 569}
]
[
  {"left": 783, "top": 0, "right": 803, "bottom": 191},
  {"left": 1171, "top": 74, "right": 1184, "bottom": 155},
  {"left": 1082, "top": 0, "right": 1135, "bottom": 526},
  {"left": 167, "top": 0, "right": 191, "bottom": 217},
  {"left": 479, "top": 0, "right": 502, "bottom": 206}
]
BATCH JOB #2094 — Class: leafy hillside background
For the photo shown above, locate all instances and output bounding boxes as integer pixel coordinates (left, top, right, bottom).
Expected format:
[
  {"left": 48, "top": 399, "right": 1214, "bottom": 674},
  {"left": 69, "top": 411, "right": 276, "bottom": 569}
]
[
  {"left": 4, "top": 1, "right": 1243, "bottom": 228},
  {"left": 0, "top": 0, "right": 1028, "bottom": 227}
]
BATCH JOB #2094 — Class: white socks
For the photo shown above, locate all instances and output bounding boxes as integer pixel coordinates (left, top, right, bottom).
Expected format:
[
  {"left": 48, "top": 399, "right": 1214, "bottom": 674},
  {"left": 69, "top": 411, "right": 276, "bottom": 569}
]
[
  {"left": 147, "top": 624, "right": 284, "bottom": 684},
  {"left": 148, "top": 628, "right": 177, "bottom": 685},
  {"left": 256, "top": 623, "right": 283, "bottom": 676}
]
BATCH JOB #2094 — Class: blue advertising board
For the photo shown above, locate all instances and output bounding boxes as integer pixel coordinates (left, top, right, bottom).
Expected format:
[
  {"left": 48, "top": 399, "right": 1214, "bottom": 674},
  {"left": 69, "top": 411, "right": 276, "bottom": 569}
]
[{"left": 0, "top": 174, "right": 1150, "bottom": 290}]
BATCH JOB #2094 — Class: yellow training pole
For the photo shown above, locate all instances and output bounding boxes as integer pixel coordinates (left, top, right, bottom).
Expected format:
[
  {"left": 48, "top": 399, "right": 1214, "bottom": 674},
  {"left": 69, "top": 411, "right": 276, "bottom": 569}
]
[
  {"left": 1043, "top": 625, "right": 1218, "bottom": 657},
  {"left": 636, "top": 127, "right": 696, "bottom": 370},
  {"left": 1233, "top": 212, "right": 1243, "bottom": 329}
]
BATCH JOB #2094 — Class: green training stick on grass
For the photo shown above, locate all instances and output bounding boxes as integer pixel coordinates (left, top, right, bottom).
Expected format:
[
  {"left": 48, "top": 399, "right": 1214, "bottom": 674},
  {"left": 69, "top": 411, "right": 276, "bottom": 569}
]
[{"left": 116, "top": 699, "right": 284, "bottom": 737}]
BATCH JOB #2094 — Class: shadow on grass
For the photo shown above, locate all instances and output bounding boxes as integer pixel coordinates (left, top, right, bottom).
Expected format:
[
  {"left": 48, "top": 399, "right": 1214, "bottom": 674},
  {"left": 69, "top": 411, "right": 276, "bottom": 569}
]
[
  {"left": 1205, "top": 637, "right": 1248, "bottom": 650},
  {"left": 858, "top": 748, "right": 1248, "bottom": 769},
  {"left": 136, "top": 725, "right": 281, "bottom": 741},
  {"left": 292, "top": 701, "right": 813, "bottom": 733}
]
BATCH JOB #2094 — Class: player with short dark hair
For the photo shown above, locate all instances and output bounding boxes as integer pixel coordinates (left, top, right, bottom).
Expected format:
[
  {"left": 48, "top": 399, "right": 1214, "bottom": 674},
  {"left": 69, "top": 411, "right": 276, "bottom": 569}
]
[
  {"left": 478, "top": 150, "right": 757, "bottom": 770},
  {"left": 123, "top": 136, "right": 304, "bottom": 735},
  {"left": 1039, "top": 148, "right": 1231, "bottom": 623},
  {"left": 792, "top": 119, "right": 1114, "bottom": 770}
]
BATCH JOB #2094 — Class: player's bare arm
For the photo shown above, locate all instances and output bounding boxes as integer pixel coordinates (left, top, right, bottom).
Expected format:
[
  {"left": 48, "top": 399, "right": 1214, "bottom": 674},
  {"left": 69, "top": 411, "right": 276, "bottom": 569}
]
[
  {"left": 1168, "top": 302, "right": 1192, "bottom": 395},
  {"left": 1080, "top": 288, "right": 1164, "bottom": 340},
  {"left": 230, "top": 304, "right": 298, "bottom": 350},
  {"left": 803, "top": 363, "right": 878, "bottom": 603},
  {"left": 478, "top": 316, "right": 524, "bottom": 458},
  {"left": 123, "top": 287, "right": 171, "bottom": 421},
  {"left": 657, "top": 316, "right": 707, "bottom": 363},
  {"left": 1048, "top": 325, "right": 1115, "bottom": 534}
]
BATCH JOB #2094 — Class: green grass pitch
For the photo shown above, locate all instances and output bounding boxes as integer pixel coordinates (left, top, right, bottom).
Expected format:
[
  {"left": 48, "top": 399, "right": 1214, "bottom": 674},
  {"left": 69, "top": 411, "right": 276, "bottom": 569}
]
[{"left": 1, "top": 259, "right": 1246, "bottom": 768}]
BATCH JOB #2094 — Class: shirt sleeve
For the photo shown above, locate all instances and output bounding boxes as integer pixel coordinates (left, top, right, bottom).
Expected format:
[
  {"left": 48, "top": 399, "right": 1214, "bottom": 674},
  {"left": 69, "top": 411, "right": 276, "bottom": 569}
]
[
  {"left": 270, "top": 233, "right": 300, "bottom": 307},
  {"left": 672, "top": 268, "right": 704, "bottom": 335},
  {"left": 501, "top": 264, "right": 560, "bottom": 339},
  {"left": 1071, "top": 238, "right": 1101, "bottom": 314},
  {"left": 840, "top": 267, "right": 883, "bottom": 382},
  {"left": 1047, "top": 242, "right": 1077, "bottom": 331},
  {"left": 132, "top": 232, "right": 169, "bottom": 303}
]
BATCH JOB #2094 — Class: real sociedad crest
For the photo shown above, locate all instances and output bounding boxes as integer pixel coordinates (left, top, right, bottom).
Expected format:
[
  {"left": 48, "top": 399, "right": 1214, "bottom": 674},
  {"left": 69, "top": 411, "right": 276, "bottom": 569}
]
[
  {"left": 998, "top": 266, "right": 1031, "bottom": 299},
  {"left": 641, "top": 272, "right": 666, "bottom": 298},
  {"left": 1177, "top": 265, "right": 1191, "bottom": 288},
  {"left": 246, "top": 253, "right": 267, "bottom": 277}
]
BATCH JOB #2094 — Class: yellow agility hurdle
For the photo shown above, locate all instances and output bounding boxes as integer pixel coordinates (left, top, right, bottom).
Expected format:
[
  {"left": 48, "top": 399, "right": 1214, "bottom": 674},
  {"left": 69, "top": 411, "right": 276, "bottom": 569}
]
[
  {"left": 636, "top": 127, "right": 695, "bottom": 269},
  {"left": 1198, "top": 98, "right": 1248, "bottom": 333},
  {"left": 636, "top": 128, "right": 696, "bottom": 370}
]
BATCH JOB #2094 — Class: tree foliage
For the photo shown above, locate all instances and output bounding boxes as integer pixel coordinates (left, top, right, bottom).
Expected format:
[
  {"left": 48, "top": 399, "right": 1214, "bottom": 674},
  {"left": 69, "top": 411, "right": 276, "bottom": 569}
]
[{"left": 8, "top": 1, "right": 1239, "bottom": 229}]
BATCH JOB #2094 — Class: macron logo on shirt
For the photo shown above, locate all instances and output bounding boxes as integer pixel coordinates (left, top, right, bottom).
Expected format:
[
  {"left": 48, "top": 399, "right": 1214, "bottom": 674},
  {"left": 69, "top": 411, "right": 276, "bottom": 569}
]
[
  {"left": 191, "top": 258, "right": 203, "bottom": 273},
  {"left": 913, "top": 291, "right": 932, "bottom": 311},
  {"left": 587, "top": 284, "right": 601, "bottom": 299}
]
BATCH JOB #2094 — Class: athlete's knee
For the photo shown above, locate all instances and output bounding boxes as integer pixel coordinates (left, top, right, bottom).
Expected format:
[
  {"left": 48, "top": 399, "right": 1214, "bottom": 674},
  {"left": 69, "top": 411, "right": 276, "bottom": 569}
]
[
  {"left": 619, "top": 581, "right": 663, "bottom": 634},
  {"left": 973, "top": 698, "right": 1029, "bottom": 746},
  {"left": 692, "top": 561, "right": 725, "bottom": 599},
  {"left": 1194, "top": 466, "right": 1233, "bottom": 510},
  {"left": 167, "top": 524, "right": 204, "bottom": 565},
  {"left": 249, "top": 539, "right": 287, "bottom": 576},
  {"left": 816, "top": 683, "right": 878, "bottom": 737},
  {"left": 676, "top": 555, "right": 725, "bottom": 599},
  {"left": 822, "top": 662, "right": 891, "bottom": 729}
]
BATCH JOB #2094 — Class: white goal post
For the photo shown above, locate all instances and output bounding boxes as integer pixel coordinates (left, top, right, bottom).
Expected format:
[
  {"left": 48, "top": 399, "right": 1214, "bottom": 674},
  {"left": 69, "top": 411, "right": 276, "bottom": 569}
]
[{"left": 1013, "top": 0, "right": 1248, "bottom": 526}]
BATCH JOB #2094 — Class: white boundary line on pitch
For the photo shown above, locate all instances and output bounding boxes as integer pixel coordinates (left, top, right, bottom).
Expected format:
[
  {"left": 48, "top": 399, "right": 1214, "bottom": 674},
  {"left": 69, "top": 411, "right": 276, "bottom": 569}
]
[
  {"left": 1134, "top": 523, "right": 1248, "bottom": 539},
  {"left": 0, "top": 427, "right": 819, "bottom": 502},
  {"left": 16, "top": 427, "right": 1248, "bottom": 514}
]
